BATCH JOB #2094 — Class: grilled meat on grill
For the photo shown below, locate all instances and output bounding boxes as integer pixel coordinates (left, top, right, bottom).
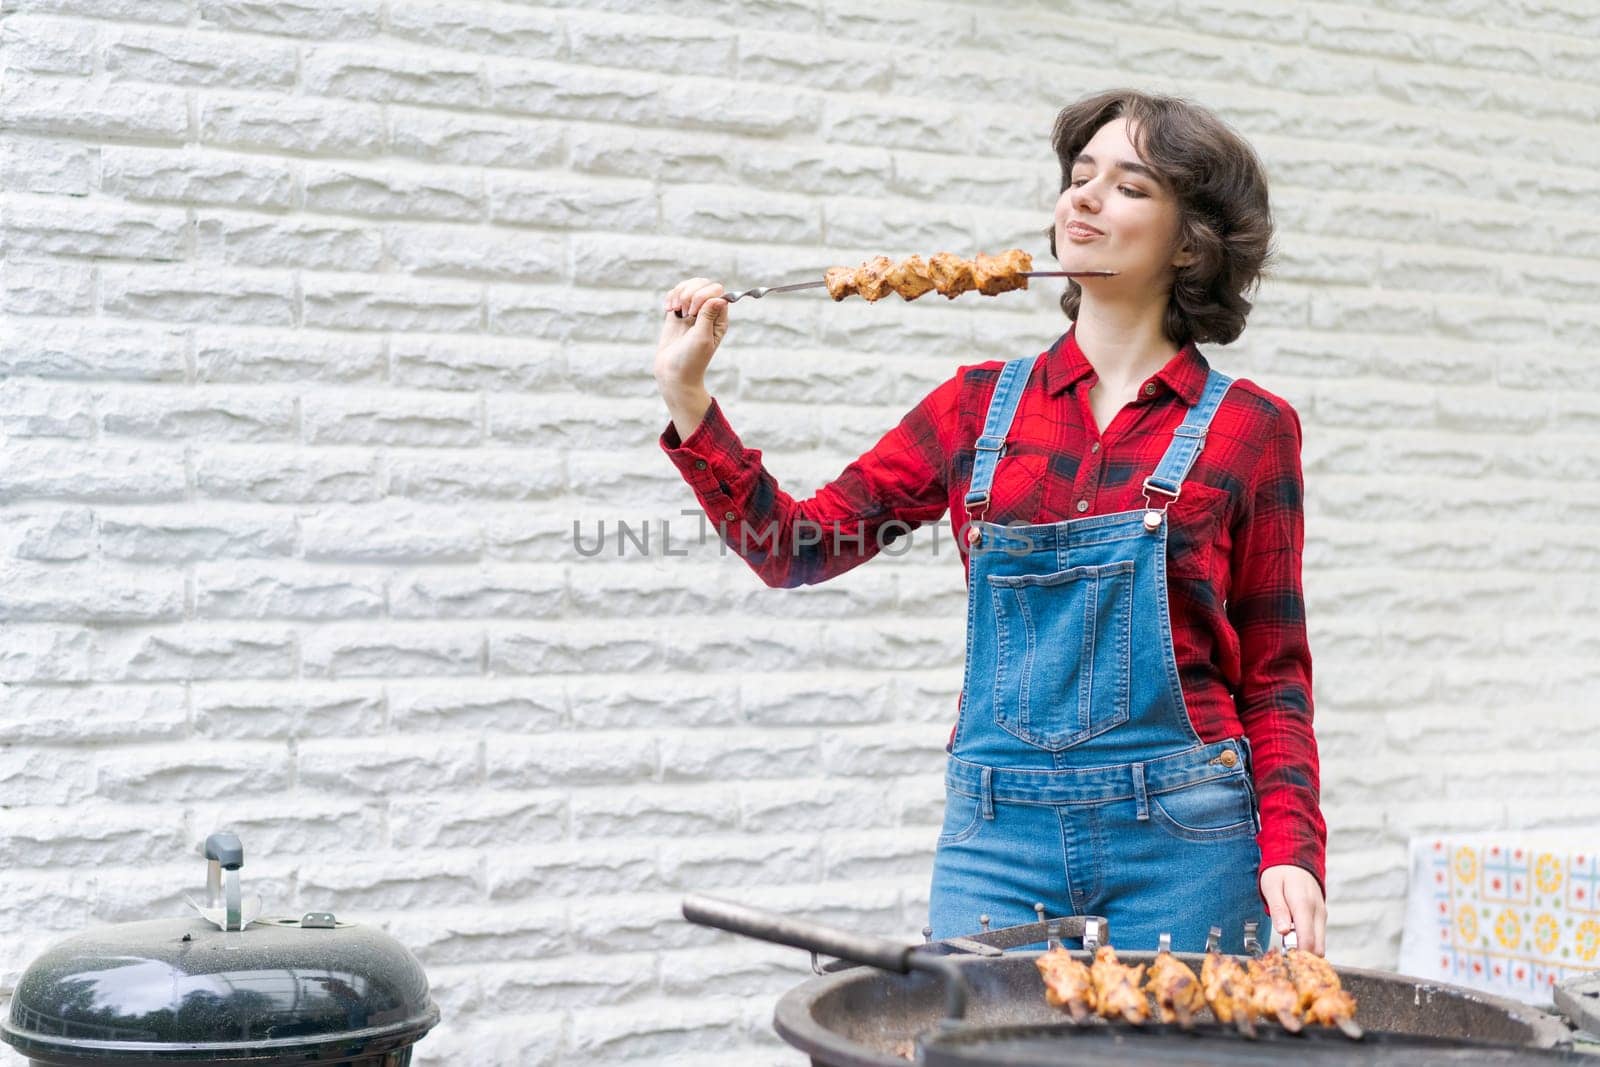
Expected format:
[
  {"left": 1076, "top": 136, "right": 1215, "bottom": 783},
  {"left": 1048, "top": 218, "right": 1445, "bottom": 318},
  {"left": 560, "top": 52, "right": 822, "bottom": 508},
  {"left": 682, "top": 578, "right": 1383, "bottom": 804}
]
[
  {"left": 1035, "top": 947, "right": 1097, "bottom": 1023},
  {"left": 1090, "top": 945, "right": 1150, "bottom": 1024},
  {"left": 1247, "top": 949, "right": 1305, "bottom": 1032},
  {"left": 1200, "top": 948, "right": 1256, "bottom": 1037},
  {"left": 1146, "top": 949, "right": 1205, "bottom": 1027},
  {"left": 1286, "top": 948, "right": 1364, "bottom": 1038}
]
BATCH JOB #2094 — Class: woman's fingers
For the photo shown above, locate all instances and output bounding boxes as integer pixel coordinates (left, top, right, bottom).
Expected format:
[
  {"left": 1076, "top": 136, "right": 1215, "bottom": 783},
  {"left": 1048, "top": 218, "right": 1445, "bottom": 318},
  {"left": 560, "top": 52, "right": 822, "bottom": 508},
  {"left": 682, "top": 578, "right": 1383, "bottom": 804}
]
[
  {"left": 1261, "top": 870, "right": 1294, "bottom": 945},
  {"left": 1261, "top": 865, "right": 1329, "bottom": 957},
  {"left": 684, "top": 281, "right": 726, "bottom": 319},
  {"left": 666, "top": 278, "right": 715, "bottom": 317}
]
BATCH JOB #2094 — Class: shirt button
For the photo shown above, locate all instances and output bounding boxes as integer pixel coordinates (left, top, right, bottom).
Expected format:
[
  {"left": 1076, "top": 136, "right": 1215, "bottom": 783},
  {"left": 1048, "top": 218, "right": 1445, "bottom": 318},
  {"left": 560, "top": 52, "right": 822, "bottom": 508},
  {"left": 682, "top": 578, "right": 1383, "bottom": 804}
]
[
  {"left": 1142, "top": 383, "right": 1157, "bottom": 396},
  {"left": 1076, "top": 499, "right": 1089, "bottom": 513},
  {"left": 724, "top": 511, "right": 737, "bottom": 521},
  {"left": 694, "top": 459, "right": 708, "bottom": 470},
  {"left": 1219, "top": 749, "right": 1238, "bottom": 768},
  {"left": 1090, "top": 441, "right": 1101, "bottom": 453}
]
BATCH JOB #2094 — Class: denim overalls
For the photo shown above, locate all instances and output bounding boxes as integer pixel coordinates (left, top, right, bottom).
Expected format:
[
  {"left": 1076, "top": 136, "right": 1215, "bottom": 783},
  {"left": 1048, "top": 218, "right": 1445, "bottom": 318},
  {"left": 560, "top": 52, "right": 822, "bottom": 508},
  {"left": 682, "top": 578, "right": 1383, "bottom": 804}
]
[{"left": 928, "top": 353, "right": 1267, "bottom": 953}]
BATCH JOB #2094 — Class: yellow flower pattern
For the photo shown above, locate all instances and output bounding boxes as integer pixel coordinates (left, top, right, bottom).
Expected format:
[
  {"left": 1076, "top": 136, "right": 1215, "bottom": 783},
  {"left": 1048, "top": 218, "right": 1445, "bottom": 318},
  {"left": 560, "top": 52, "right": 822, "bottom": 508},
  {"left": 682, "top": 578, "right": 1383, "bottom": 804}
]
[
  {"left": 1536, "top": 853, "right": 1563, "bottom": 894},
  {"left": 1534, "top": 914, "right": 1559, "bottom": 954},
  {"left": 1579, "top": 921, "right": 1600, "bottom": 963},
  {"left": 1432, "top": 841, "right": 1600, "bottom": 993},
  {"left": 1495, "top": 909, "right": 1521, "bottom": 950}
]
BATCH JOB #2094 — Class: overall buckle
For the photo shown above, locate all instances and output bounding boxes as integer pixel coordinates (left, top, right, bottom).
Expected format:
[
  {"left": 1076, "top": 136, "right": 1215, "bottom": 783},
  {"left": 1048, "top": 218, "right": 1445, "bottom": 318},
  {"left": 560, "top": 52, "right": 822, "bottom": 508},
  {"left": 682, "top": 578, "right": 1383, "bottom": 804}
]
[{"left": 1140, "top": 478, "right": 1180, "bottom": 532}]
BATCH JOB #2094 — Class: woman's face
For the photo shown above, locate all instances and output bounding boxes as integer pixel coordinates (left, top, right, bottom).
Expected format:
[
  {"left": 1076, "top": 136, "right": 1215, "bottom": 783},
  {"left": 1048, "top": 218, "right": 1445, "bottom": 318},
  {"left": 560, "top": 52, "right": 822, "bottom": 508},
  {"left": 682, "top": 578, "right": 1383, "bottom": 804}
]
[{"left": 1052, "top": 116, "right": 1190, "bottom": 288}]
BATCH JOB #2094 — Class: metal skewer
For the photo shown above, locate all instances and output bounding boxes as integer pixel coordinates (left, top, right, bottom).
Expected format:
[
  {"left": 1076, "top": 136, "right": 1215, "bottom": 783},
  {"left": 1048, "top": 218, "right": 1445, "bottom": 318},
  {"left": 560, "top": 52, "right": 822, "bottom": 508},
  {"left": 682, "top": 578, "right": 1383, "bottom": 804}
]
[{"left": 675, "top": 270, "right": 1118, "bottom": 316}]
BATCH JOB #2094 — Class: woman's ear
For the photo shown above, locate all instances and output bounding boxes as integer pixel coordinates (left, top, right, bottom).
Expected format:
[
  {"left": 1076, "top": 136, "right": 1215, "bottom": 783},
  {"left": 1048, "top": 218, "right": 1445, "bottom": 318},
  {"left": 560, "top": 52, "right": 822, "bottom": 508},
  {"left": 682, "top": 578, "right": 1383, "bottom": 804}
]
[{"left": 1172, "top": 247, "right": 1197, "bottom": 268}]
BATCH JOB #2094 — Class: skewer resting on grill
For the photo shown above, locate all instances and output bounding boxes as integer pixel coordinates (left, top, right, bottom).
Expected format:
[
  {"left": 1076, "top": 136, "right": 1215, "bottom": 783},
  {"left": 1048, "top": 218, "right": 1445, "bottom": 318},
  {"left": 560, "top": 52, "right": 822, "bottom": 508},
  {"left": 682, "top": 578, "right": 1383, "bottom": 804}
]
[
  {"left": 1246, "top": 949, "right": 1305, "bottom": 1033},
  {"left": 1146, "top": 946, "right": 1205, "bottom": 1027},
  {"left": 1286, "top": 948, "right": 1364, "bottom": 1039},
  {"left": 1201, "top": 944, "right": 1257, "bottom": 1037},
  {"left": 1090, "top": 945, "right": 1150, "bottom": 1024},
  {"left": 1035, "top": 947, "right": 1097, "bottom": 1023}
]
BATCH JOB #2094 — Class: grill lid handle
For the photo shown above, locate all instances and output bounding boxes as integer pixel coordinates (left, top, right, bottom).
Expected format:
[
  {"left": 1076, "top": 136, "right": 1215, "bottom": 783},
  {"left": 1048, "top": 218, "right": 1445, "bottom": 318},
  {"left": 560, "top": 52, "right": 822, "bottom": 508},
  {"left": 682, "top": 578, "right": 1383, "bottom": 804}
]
[
  {"left": 204, "top": 832, "right": 244, "bottom": 870},
  {"left": 188, "top": 831, "right": 260, "bottom": 933},
  {"left": 683, "top": 894, "right": 915, "bottom": 974}
]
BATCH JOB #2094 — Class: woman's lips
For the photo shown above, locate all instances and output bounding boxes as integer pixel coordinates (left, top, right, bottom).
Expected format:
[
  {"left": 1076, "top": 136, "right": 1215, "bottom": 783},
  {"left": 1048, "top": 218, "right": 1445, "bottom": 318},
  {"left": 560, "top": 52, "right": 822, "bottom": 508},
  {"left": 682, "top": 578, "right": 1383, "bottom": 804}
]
[{"left": 1064, "top": 222, "right": 1104, "bottom": 241}]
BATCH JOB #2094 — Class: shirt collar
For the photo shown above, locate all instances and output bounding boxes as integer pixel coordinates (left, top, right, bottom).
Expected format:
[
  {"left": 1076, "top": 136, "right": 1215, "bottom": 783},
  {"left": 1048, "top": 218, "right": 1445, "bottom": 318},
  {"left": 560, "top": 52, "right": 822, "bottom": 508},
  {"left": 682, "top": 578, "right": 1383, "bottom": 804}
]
[{"left": 1042, "top": 326, "right": 1209, "bottom": 407}]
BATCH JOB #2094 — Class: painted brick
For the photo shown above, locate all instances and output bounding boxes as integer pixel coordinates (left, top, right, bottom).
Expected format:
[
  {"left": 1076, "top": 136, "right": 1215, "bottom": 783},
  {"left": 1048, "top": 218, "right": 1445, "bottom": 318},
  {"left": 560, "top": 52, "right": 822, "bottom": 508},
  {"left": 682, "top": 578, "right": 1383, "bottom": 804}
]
[
  {"left": 199, "top": 92, "right": 385, "bottom": 156},
  {"left": 196, "top": 0, "right": 382, "bottom": 39},
  {"left": 105, "top": 25, "right": 299, "bottom": 88},
  {"left": 102, "top": 146, "right": 295, "bottom": 209}
]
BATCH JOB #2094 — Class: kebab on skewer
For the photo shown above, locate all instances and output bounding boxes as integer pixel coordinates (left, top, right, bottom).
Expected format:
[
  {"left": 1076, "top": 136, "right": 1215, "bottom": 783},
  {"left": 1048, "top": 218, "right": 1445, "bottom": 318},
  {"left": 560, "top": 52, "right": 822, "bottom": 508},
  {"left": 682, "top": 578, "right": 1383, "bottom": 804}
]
[
  {"left": 1286, "top": 948, "right": 1364, "bottom": 1038},
  {"left": 1145, "top": 947, "right": 1205, "bottom": 1027},
  {"left": 1035, "top": 946, "right": 1097, "bottom": 1022},
  {"left": 1089, "top": 945, "right": 1150, "bottom": 1024},
  {"left": 1246, "top": 948, "right": 1305, "bottom": 1033},
  {"left": 824, "top": 249, "right": 1035, "bottom": 303},
  {"left": 1200, "top": 944, "right": 1257, "bottom": 1037}
]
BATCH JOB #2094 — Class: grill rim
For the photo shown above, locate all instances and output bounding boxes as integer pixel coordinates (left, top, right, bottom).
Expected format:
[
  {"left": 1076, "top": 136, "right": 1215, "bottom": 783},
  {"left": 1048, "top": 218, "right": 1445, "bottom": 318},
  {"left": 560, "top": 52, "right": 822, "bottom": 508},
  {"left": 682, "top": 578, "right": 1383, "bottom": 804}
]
[{"left": 772, "top": 949, "right": 1577, "bottom": 1067}]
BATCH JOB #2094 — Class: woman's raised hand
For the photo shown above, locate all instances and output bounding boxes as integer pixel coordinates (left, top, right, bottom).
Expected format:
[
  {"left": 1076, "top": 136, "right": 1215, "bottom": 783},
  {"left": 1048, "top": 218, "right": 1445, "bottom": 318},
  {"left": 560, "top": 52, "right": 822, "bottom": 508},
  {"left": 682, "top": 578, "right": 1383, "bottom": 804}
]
[{"left": 655, "top": 278, "right": 729, "bottom": 393}]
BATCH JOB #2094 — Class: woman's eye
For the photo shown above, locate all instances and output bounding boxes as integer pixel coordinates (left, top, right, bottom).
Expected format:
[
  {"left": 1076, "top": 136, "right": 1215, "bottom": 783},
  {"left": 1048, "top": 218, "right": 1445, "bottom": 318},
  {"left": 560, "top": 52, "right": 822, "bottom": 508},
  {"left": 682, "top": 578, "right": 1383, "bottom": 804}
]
[
  {"left": 1120, "top": 186, "right": 1147, "bottom": 198},
  {"left": 1069, "top": 177, "right": 1089, "bottom": 188}
]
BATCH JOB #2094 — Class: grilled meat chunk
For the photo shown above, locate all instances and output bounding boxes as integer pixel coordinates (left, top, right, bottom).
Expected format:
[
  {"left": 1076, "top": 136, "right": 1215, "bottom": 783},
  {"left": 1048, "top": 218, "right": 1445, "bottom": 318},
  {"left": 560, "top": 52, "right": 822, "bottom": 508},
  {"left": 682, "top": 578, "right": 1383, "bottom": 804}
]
[
  {"left": 1286, "top": 948, "right": 1363, "bottom": 1037},
  {"left": 1036, "top": 946, "right": 1097, "bottom": 1022},
  {"left": 927, "top": 251, "right": 977, "bottom": 299},
  {"left": 824, "top": 266, "right": 857, "bottom": 301},
  {"left": 1201, "top": 949, "right": 1256, "bottom": 1037},
  {"left": 1146, "top": 950, "right": 1205, "bottom": 1027},
  {"left": 885, "top": 254, "right": 937, "bottom": 301},
  {"left": 854, "top": 255, "right": 896, "bottom": 302},
  {"left": 1247, "top": 949, "right": 1304, "bottom": 1032},
  {"left": 1090, "top": 945, "right": 1150, "bottom": 1024},
  {"left": 972, "top": 249, "right": 1032, "bottom": 295}
]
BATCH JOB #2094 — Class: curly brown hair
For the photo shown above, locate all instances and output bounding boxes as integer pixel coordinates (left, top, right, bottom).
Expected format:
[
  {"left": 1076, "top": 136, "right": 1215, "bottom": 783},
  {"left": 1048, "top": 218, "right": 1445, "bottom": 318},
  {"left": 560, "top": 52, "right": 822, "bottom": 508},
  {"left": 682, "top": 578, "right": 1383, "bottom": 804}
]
[{"left": 1044, "top": 89, "right": 1273, "bottom": 346}]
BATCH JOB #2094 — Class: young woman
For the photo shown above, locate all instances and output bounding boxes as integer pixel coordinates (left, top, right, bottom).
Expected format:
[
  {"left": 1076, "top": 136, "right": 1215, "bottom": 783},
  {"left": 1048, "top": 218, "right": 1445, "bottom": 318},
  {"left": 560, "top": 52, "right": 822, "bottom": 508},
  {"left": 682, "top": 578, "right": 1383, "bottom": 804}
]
[{"left": 653, "top": 89, "right": 1327, "bottom": 956}]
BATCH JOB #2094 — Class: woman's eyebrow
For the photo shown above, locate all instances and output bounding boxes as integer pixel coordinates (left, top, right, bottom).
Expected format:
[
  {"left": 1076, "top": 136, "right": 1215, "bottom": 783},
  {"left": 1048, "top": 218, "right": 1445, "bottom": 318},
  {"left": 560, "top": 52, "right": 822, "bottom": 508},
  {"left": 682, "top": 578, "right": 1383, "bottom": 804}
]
[{"left": 1071, "top": 152, "right": 1159, "bottom": 181}]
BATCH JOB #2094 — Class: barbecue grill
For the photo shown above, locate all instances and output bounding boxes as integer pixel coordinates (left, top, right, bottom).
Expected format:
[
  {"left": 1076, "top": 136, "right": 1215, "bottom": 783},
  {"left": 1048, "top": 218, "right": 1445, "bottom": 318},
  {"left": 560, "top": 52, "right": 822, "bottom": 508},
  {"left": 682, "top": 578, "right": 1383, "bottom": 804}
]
[
  {"left": 2, "top": 833, "right": 439, "bottom": 1066},
  {"left": 684, "top": 894, "right": 1594, "bottom": 1066}
]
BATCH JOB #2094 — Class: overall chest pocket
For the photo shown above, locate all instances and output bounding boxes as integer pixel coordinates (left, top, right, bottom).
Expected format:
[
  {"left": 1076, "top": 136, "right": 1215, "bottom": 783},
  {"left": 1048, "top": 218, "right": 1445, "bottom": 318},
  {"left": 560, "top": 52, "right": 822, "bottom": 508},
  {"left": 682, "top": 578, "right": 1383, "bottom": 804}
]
[{"left": 986, "top": 560, "right": 1133, "bottom": 751}]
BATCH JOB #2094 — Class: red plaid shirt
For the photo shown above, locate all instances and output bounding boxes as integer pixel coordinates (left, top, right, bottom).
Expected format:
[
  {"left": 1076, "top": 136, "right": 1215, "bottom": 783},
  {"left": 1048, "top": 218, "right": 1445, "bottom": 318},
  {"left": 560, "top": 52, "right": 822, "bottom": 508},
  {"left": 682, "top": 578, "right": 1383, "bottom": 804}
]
[{"left": 660, "top": 328, "right": 1325, "bottom": 889}]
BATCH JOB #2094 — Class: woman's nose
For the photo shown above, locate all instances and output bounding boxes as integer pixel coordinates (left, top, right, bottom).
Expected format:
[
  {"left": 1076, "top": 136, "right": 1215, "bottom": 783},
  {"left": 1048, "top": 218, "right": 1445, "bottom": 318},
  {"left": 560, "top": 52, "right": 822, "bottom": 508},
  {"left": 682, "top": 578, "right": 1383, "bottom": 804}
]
[{"left": 1069, "top": 183, "right": 1098, "bottom": 214}]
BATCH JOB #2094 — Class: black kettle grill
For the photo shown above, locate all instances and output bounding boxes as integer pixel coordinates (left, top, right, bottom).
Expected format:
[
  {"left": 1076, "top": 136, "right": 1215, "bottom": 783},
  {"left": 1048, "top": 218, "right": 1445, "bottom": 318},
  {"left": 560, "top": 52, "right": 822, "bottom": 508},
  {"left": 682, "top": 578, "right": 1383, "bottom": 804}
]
[{"left": 2, "top": 833, "right": 439, "bottom": 1066}]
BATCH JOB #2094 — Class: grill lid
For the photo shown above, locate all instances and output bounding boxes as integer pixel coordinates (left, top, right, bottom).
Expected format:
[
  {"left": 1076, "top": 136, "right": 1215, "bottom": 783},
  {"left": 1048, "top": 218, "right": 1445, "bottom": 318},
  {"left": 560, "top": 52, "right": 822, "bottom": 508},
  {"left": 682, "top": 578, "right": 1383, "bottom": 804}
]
[{"left": 1, "top": 833, "right": 438, "bottom": 1063}]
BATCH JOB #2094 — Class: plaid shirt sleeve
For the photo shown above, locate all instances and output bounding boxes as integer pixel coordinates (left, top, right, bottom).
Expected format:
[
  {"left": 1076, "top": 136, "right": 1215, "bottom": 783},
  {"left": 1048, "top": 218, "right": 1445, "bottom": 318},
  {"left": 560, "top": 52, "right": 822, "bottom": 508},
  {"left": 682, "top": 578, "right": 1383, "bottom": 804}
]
[
  {"left": 1227, "top": 400, "right": 1327, "bottom": 890},
  {"left": 659, "top": 382, "right": 956, "bottom": 587}
]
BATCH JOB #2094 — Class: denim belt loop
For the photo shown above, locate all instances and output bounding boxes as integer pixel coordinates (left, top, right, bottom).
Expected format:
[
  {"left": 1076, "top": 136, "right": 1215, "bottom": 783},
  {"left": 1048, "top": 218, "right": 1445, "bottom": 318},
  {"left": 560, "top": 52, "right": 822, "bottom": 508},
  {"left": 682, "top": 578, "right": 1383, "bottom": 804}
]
[
  {"left": 1132, "top": 762, "right": 1149, "bottom": 821},
  {"left": 980, "top": 767, "right": 995, "bottom": 820}
]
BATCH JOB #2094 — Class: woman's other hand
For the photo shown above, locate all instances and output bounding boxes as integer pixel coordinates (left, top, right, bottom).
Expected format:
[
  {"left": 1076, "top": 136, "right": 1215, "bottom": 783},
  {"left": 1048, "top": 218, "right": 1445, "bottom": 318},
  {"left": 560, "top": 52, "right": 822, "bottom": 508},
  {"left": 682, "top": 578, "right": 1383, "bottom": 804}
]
[
  {"left": 1260, "top": 864, "right": 1327, "bottom": 956},
  {"left": 655, "top": 278, "right": 727, "bottom": 441},
  {"left": 656, "top": 278, "right": 729, "bottom": 392}
]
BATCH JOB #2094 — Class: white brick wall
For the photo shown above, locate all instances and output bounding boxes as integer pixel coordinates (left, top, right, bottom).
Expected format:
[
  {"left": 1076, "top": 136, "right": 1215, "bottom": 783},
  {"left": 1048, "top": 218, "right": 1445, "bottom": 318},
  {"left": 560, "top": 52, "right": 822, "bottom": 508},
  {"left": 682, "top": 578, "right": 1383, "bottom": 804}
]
[{"left": 3, "top": 1, "right": 1599, "bottom": 1062}]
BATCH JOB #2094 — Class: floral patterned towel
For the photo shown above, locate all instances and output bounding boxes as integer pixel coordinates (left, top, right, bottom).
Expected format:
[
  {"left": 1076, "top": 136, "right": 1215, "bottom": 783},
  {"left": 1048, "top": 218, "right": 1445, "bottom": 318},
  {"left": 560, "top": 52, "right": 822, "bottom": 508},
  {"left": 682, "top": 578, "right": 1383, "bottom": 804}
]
[{"left": 1399, "top": 833, "right": 1600, "bottom": 1004}]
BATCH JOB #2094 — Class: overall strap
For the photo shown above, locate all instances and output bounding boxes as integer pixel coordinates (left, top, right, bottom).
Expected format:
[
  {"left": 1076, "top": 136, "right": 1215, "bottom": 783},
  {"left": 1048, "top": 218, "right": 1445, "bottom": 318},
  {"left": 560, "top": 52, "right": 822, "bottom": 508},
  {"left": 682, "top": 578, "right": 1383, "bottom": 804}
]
[
  {"left": 1141, "top": 368, "right": 1234, "bottom": 524},
  {"left": 964, "top": 354, "right": 1039, "bottom": 520}
]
